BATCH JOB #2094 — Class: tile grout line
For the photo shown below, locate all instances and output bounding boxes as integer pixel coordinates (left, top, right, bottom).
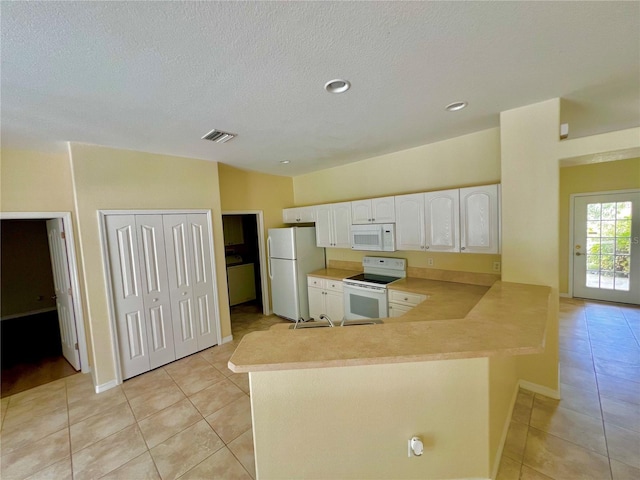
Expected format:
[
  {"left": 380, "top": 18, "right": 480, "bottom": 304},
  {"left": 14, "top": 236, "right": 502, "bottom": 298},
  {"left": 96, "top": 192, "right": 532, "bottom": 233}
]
[{"left": 584, "top": 306, "right": 615, "bottom": 480}]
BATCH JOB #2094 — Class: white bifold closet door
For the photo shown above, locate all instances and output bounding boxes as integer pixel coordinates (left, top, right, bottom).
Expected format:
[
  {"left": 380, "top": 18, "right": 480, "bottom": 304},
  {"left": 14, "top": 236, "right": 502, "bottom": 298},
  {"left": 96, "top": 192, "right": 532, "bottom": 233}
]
[
  {"left": 163, "top": 214, "right": 217, "bottom": 359},
  {"left": 106, "top": 213, "right": 217, "bottom": 380}
]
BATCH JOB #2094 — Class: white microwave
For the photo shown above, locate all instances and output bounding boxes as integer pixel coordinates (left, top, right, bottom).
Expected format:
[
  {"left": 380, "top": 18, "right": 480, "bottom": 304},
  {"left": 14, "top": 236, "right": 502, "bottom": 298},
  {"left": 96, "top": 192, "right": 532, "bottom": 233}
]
[{"left": 351, "top": 224, "right": 396, "bottom": 251}]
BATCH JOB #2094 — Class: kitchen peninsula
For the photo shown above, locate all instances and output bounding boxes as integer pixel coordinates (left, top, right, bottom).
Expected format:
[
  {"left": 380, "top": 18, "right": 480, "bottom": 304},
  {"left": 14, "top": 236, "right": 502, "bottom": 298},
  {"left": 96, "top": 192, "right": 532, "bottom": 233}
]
[{"left": 229, "top": 275, "right": 551, "bottom": 479}]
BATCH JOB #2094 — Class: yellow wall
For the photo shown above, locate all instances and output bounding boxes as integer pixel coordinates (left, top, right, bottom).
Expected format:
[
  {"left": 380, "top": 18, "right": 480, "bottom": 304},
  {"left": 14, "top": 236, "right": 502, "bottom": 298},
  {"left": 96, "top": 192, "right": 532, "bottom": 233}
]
[
  {"left": 500, "top": 99, "right": 561, "bottom": 393},
  {"left": 559, "top": 158, "right": 640, "bottom": 293},
  {"left": 1, "top": 149, "right": 75, "bottom": 212},
  {"left": 251, "top": 359, "right": 491, "bottom": 479},
  {"left": 69, "top": 143, "right": 229, "bottom": 386},
  {"left": 293, "top": 128, "right": 502, "bottom": 274}
]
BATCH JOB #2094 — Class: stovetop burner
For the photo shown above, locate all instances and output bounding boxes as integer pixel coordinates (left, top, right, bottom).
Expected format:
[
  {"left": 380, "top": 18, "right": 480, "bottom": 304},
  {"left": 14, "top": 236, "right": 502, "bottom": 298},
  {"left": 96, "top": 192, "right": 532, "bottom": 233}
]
[{"left": 345, "top": 273, "right": 399, "bottom": 286}]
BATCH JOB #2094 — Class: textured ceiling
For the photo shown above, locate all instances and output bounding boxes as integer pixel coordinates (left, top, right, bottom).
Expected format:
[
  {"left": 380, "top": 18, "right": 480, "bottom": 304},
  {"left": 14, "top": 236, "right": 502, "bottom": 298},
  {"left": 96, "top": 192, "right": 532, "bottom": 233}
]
[{"left": 2, "top": 1, "right": 639, "bottom": 176}]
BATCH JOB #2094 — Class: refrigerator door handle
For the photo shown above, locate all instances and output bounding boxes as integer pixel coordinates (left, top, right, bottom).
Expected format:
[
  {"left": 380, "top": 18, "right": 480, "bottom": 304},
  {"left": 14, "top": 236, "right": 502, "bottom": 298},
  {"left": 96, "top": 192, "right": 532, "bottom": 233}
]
[{"left": 267, "top": 236, "right": 273, "bottom": 279}]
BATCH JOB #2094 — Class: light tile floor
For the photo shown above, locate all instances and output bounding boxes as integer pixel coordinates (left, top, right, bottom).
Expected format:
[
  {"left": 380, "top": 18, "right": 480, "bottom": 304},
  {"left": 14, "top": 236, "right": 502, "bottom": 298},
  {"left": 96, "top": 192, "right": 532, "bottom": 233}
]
[
  {"left": 497, "top": 298, "right": 640, "bottom": 480},
  {"left": 2, "top": 300, "right": 638, "bottom": 479},
  {"left": 0, "top": 303, "right": 285, "bottom": 480}
]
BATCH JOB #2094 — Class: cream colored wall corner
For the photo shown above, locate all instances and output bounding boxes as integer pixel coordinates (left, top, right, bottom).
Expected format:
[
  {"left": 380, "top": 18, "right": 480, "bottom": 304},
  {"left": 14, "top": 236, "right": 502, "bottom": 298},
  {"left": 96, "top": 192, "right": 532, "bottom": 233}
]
[
  {"left": 68, "top": 143, "right": 230, "bottom": 386},
  {"left": 0, "top": 148, "right": 93, "bottom": 367},
  {"left": 559, "top": 158, "right": 640, "bottom": 294},
  {"left": 500, "top": 99, "right": 561, "bottom": 392},
  {"left": 218, "top": 163, "right": 295, "bottom": 312},
  {"left": 250, "top": 359, "right": 491, "bottom": 479}
]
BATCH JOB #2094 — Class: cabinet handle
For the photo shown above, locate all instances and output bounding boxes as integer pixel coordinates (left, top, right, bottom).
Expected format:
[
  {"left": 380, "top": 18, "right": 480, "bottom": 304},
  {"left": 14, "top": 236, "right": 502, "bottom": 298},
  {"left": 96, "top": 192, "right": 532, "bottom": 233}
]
[
  {"left": 404, "top": 297, "right": 408, "bottom": 301},
  {"left": 425, "top": 246, "right": 429, "bottom": 249},
  {"left": 461, "top": 247, "right": 466, "bottom": 251},
  {"left": 181, "top": 292, "right": 187, "bottom": 296},
  {"left": 152, "top": 298, "right": 159, "bottom": 302}
]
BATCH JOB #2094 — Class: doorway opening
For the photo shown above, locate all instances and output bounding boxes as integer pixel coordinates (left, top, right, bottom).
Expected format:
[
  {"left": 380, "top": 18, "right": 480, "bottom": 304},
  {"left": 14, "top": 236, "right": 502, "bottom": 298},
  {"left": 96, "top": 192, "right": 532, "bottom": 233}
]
[
  {"left": 570, "top": 190, "right": 640, "bottom": 304},
  {"left": 222, "top": 211, "right": 270, "bottom": 333},
  {"left": 0, "top": 215, "right": 88, "bottom": 396},
  {"left": 0, "top": 212, "right": 90, "bottom": 397}
]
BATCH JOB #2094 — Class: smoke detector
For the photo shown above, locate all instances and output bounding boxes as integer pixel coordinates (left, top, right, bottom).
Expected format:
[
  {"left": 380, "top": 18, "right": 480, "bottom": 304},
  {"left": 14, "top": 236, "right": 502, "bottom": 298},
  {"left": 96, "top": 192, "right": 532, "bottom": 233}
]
[{"left": 201, "top": 129, "right": 237, "bottom": 143}]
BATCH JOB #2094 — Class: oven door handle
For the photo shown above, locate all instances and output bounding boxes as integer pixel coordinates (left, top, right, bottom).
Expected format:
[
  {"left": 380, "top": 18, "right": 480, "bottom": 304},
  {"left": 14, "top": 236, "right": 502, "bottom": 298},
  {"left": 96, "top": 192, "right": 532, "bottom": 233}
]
[{"left": 343, "top": 283, "right": 386, "bottom": 293}]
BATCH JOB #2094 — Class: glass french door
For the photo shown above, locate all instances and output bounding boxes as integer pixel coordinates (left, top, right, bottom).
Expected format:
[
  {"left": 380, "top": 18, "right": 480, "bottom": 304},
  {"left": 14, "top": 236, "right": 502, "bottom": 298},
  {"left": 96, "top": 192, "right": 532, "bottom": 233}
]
[{"left": 572, "top": 191, "right": 639, "bottom": 304}]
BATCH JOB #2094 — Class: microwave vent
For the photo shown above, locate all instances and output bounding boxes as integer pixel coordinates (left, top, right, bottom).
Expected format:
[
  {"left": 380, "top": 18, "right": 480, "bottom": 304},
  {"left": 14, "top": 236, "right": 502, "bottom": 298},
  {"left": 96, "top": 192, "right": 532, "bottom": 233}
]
[{"left": 201, "top": 129, "right": 237, "bottom": 143}]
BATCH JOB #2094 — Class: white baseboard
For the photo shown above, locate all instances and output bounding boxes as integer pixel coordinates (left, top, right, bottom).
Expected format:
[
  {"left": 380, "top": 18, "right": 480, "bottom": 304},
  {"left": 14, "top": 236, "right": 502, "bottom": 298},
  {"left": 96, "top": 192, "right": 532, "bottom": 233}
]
[
  {"left": 491, "top": 382, "right": 521, "bottom": 480},
  {"left": 1, "top": 307, "right": 57, "bottom": 321},
  {"left": 519, "top": 379, "right": 561, "bottom": 400},
  {"left": 559, "top": 292, "right": 571, "bottom": 298},
  {"left": 221, "top": 335, "right": 234, "bottom": 344},
  {"left": 94, "top": 379, "right": 119, "bottom": 394}
]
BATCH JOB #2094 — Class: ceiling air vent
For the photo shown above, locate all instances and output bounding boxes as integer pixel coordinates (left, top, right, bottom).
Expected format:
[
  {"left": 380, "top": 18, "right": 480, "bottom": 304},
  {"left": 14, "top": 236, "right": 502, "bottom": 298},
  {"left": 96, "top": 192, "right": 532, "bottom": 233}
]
[{"left": 201, "top": 129, "right": 237, "bottom": 143}]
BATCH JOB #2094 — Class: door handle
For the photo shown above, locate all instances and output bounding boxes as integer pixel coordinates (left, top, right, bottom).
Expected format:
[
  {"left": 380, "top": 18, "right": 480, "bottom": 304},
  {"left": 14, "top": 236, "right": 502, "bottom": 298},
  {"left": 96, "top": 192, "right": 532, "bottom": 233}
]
[{"left": 575, "top": 252, "right": 584, "bottom": 256}]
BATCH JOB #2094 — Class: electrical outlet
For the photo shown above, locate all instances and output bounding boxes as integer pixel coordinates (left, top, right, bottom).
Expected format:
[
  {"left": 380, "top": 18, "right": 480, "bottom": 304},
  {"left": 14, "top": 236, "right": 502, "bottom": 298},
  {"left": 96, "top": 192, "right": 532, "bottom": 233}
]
[
  {"left": 427, "top": 258, "right": 434, "bottom": 267},
  {"left": 493, "top": 261, "right": 501, "bottom": 272}
]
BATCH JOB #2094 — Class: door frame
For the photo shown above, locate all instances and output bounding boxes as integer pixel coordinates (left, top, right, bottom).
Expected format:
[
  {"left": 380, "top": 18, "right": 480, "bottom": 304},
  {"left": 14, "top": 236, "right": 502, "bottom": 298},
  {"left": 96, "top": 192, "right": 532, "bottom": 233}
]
[
  {"left": 222, "top": 210, "right": 270, "bottom": 315},
  {"left": 0, "top": 211, "right": 90, "bottom": 373},
  {"left": 568, "top": 188, "right": 640, "bottom": 300},
  {"left": 99, "top": 209, "right": 223, "bottom": 386}
]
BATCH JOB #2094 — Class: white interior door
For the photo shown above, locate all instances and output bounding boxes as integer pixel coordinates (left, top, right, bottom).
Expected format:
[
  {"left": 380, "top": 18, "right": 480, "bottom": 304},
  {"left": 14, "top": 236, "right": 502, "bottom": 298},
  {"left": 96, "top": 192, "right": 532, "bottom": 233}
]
[
  {"left": 136, "top": 215, "right": 175, "bottom": 369},
  {"left": 573, "top": 191, "right": 640, "bottom": 304},
  {"left": 46, "top": 218, "right": 81, "bottom": 370},
  {"left": 188, "top": 214, "right": 217, "bottom": 350},
  {"left": 105, "top": 215, "right": 150, "bottom": 379},
  {"left": 163, "top": 214, "right": 198, "bottom": 359}
]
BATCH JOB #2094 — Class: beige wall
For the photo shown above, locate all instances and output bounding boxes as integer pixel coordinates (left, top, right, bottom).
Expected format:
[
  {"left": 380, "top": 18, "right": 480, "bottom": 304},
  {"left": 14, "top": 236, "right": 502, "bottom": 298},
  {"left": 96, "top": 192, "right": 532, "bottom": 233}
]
[
  {"left": 1, "top": 149, "right": 75, "bottom": 212},
  {"left": 500, "top": 99, "right": 561, "bottom": 393},
  {"left": 293, "top": 128, "right": 502, "bottom": 274},
  {"left": 251, "top": 359, "right": 491, "bottom": 479},
  {"left": 559, "top": 158, "right": 640, "bottom": 293},
  {"left": 69, "top": 143, "right": 229, "bottom": 386}
]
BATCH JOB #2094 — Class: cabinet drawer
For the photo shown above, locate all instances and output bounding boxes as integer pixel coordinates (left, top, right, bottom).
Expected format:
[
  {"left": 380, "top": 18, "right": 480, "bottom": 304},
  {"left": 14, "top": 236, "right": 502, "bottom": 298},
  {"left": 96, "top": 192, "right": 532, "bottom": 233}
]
[
  {"left": 325, "top": 280, "right": 343, "bottom": 292},
  {"left": 307, "top": 276, "right": 325, "bottom": 289},
  {"left": 388, "top": 290, "right": 427, "bottom": 306},
  {"left": 388, "top": 302, "right": 413, "bottom": 317}
]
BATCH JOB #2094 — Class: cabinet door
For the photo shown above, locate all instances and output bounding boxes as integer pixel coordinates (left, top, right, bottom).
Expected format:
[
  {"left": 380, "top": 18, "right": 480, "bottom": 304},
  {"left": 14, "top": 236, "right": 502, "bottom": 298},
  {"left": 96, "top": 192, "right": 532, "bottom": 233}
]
[
  {"left": 105, "top": 215, "right": 150, "bottom": 380},
  {"left": 388, "top": 303, "right": 412, "bottom": 317},
  {"left": 187, "top": 214, "right": 218, "bottom": 350},
  {"left": 424, "top": 189, "right": 460, "bottom": 252},
  {"left": 331, "top": 202, "right": 352, "bottom": 249},
  {"left": 297, "top": 206, "right": 316, "bottom": 223},
  {"left": 163, "top": 215, "right": 199, "bottom": 359},
  {"left": 395, "top": 193, "right": 425, "bottom": 251},
  {"left": 460, "top": 184, "right": 499, "bottom": 254},
  {"left": 315, "top": 204, "right": 333, "bottom": 247},
  {"left": 283, "top": 208, "right": 298, "bottom": 224},
  {"left": 325, "top": 290, "right": 344, "bottom": 323},
  {"left": 136, "top": 215, "right": 176, "bottom": 370},
  {"left": 351, "top": 200, "right": 373, "bottom": 224},
  {"left": 307, "top": 286, "right": 324, "bottom": 321},
  {"left": 222, "top": 216, "right": 244, "bottom": 245},
  {"left": 371, "top": 196, "right": 396, "bottom": 223}
]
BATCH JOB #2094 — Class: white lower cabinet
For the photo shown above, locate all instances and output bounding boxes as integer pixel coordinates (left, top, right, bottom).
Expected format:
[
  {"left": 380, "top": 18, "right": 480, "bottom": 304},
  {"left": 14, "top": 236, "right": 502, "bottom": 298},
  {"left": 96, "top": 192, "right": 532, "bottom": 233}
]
[
  {"left": 307, "top": 276, "right": 344, "bottom": 322},
  {"left": 387, "top": 289, "right": 427, "bottom": 318},
  {"left": 105, "top": 212, "right": 219, "bottom": 380}
]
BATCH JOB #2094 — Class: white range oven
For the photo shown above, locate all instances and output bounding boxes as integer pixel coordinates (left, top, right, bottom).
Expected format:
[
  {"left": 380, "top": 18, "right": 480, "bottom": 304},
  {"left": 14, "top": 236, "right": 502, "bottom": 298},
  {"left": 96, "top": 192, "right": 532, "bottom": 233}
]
[{"left": 343, "top": 257, "right": 406, "bottom": 320}]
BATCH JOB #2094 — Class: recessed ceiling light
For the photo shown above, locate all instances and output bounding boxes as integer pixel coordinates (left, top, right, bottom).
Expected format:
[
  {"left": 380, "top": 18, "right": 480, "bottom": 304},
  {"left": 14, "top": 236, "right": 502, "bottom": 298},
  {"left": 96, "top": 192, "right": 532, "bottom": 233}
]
[
  {"left": 280, "top": 160, "right": 290, "bottom": 164},
  {"left": 445, "top": 101, "right": 468, "bottom": 112},
  {"left": 324, "top": 79, "right": 351, "bottom": 94}
]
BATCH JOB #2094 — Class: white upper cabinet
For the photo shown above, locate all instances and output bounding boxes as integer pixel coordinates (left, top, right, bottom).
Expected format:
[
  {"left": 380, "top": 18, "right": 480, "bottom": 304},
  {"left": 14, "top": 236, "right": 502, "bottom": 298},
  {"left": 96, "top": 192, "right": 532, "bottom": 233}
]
[
  {"left": 315, "top": 202, "right": 352, "bottom": 248},
  {"left": 283, "top": 206, "right": 315, "bottom": 224},
  {"left": 394, "top": 193, "right": 425, "bottom": 251},
  {"left": 424, "top": 189, "right": 460, "bottom": 252},
  {"left": 460, "top": 184, "right": 500, "bottom": 254},
  {"left": 351, "top": 196, "right": 396, "bottom": 224}
]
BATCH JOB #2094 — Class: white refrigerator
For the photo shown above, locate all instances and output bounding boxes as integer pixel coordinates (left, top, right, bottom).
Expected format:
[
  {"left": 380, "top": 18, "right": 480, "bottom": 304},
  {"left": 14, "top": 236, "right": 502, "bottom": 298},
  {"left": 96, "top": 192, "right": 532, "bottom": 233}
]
[{"left": 268, "top": 227, "right": 325, "bottom": 321}]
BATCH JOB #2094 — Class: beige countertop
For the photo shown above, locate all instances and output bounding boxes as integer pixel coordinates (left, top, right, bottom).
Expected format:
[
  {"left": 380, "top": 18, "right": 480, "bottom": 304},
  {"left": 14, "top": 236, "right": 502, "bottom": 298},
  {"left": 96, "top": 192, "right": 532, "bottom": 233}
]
[
  {"left": 229, "top": 276, "right": 551, "bottom": 373},
  {"left": 306, "top": 267, "right": 361, "bottom": 280}
]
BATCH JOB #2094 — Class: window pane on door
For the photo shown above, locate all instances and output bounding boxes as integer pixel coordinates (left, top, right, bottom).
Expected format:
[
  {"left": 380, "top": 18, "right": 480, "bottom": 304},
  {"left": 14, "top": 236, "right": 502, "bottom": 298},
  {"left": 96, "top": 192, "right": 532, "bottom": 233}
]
[{"left": 584, "top": 201, "right": 632, "bottom": 291}]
